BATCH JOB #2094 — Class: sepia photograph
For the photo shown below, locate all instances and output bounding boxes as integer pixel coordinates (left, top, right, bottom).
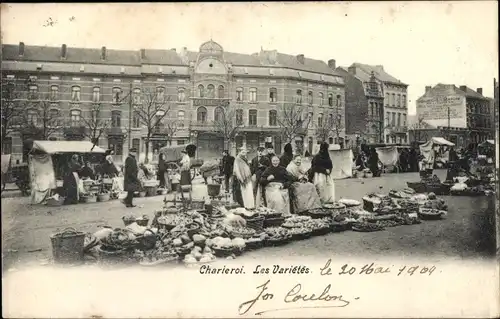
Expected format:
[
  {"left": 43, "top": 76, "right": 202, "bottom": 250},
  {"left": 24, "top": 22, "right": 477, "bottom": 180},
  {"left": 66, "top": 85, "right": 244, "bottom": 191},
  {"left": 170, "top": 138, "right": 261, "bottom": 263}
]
[{"left": 1, "top": 2, "right": 499, "bottom": 318}]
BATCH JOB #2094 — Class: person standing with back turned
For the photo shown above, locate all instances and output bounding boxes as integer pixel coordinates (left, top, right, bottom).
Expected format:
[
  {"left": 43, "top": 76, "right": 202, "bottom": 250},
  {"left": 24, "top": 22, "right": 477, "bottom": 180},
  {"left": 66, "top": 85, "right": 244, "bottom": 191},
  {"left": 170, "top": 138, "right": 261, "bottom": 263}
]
[{"left": 123, "top": 148, "right": 140, "bottom": 208}]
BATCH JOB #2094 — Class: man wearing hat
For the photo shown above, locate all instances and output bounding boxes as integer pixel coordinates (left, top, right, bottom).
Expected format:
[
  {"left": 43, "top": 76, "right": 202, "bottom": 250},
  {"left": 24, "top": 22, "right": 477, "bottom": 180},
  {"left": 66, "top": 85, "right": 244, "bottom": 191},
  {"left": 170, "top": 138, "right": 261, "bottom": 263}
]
[
  {"left": 250, "top": 146, "right": 270, "bottom": 206},
  {"left": 123, "top": 148, "right": 140, "bottom": 207},
  {"left": 265, "top": 142, "right": 275, "bottom": 167}
]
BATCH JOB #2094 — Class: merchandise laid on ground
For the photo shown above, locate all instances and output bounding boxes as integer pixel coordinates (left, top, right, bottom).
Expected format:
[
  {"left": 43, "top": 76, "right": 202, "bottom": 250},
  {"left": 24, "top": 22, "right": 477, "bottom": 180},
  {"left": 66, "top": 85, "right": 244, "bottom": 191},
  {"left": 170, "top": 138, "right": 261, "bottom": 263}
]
[{"left": 49, "top": 184, "right": 479, "bottom": 267}]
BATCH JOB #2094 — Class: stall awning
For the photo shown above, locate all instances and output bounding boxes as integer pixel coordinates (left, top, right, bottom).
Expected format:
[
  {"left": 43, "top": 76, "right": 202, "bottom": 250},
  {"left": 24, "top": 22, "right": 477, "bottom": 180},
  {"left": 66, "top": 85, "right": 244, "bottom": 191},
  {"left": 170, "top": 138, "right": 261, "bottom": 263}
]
[
  {"left": 430, "top": 137, "right": 455, "bottom": 146},
  {"left": 31, "top": 141, "right": 106, "bottom": 154}
]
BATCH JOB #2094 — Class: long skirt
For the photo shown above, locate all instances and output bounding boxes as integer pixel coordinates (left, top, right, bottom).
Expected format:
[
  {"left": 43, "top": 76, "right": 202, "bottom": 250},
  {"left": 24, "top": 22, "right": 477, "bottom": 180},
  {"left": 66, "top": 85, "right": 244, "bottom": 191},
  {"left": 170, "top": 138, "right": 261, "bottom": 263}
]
[
  {"left": 234, "top": 179, "right": 255, "bottom": 209},
  {"left": 265, "top": 182, "right": 291, "bottom": 216},
  {"left": 289, "top": 182, "right": 322, "bottom": 214},
  {"left": 313, "top": 172, "right": 336, "bottom": 204},
  {"left": 180, "top": 170, "right": 191, "bottom": 186},
  {"left": 63, "top": 172, "right": 80, "bottom": 205}
]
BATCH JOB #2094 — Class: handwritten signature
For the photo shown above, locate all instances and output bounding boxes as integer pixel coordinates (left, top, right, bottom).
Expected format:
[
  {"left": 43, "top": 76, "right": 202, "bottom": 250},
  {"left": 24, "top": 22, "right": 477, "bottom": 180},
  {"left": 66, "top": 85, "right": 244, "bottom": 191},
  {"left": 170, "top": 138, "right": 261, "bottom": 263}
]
[{"left": 238, "top": 280, "right": 357, "bottom": 316}]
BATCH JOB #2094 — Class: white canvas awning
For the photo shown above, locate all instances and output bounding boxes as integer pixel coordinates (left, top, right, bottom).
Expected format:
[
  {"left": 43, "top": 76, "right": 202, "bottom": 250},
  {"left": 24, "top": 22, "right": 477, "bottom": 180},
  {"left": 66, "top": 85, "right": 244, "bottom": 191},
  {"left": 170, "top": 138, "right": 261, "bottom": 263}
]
[
  {"left": 430, "top": 137, "right": 455, "bottom": 146},
  {"left": 31, "top": 141, "right": 106, "bottom": 154}
]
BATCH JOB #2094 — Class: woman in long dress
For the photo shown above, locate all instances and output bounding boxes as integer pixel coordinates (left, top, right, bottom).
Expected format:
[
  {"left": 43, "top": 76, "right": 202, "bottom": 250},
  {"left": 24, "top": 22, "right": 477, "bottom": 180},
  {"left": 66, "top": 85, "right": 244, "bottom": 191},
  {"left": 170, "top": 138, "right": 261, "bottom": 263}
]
[
  {"left": 232, "top": 148, "right": 255, "bottom": 209},
  {"left": 286, "top": 154, "right": 322, "bottom": 214},
  {"left": 179, "top": 150, "right": 191, "bottom": 187},
  {"left": 63, "top": 154, "right": 82, "bottom": 205},
  {"left": 280, "top": 143, "right": 294, "bottom": 168},
  {"left": 260, "top": 155, "right": 296, "bottom": 216},
  {"left": 311, "top": 142, "right": 336, "bottom": 204}
]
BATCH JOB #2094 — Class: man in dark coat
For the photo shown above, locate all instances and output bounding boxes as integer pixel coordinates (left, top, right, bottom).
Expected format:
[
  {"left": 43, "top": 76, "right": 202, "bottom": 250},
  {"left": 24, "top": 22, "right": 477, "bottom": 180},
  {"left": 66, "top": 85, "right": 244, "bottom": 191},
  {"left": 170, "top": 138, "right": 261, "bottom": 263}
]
[
  {"left": 123, "top": 148, "right": 140, "bottom": 208},
  {"left": 221, "top": 150, "right": 235, "bottom": 193},
  {"left": 265, "top": 142, "right": 275, "bottom": 167}
]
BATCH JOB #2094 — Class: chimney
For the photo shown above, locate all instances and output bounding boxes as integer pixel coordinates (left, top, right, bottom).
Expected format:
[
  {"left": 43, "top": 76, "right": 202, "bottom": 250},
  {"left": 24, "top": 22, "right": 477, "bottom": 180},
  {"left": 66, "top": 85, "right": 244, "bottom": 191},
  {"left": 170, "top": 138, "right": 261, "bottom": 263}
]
[
  {"left": 376, "top": 65, "right": 384, "bottom": 71},
  {"left": 19, "top": 42, "right": 25, "bottom": 56},
  {"left": 61, "top": 44, "right": 67, "bottom": 59},
  {"left": 140, "top": 49, "right": 146, "bottom": 59},
  {"left": 425, "top": 86, "right": 431, "bottom": 93},
  {"left": 328, "top": 59, "right": 336, "bottom": 69},
  {"left": 101, "top": 46, "right": 106, "bottom": 60},
  {"left": 296, "top": 54, "right": 305, "bottom": 64},
  {"left": 476, "top": 88, "right": 483, "bottom": 95},
  {"left": 459, "top": 85, "right": 467, "bottom": 92},
  {"left": 348, "top": 66, "right": 356, "bottom": 75}
]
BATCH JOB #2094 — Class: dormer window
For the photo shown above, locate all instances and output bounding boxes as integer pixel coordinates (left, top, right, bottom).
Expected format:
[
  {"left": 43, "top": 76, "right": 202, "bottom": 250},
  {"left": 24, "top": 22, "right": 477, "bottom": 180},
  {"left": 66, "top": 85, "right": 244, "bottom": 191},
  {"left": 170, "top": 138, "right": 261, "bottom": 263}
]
[
  {"left": 244, "top": 68, "right": 249, "bottom": 74},
  {"left": 269, "top": 69, "right": 274, "bottom": 76},
  {"left": 36, "top": 64, "right": 43, "bottom": 70}
]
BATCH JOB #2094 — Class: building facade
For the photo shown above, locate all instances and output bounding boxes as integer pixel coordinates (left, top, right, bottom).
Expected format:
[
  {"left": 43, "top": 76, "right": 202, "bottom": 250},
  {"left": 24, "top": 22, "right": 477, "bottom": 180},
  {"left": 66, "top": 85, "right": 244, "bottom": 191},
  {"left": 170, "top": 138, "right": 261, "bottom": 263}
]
[
  {"left": 341, "top": 63, "right": 409, "bottom": 145},
  {"left": 413, "top": 83, "right": 494, "bottom": 148},
  {"left": 1, "top": 41, "right": 345, "bottom": 163}
]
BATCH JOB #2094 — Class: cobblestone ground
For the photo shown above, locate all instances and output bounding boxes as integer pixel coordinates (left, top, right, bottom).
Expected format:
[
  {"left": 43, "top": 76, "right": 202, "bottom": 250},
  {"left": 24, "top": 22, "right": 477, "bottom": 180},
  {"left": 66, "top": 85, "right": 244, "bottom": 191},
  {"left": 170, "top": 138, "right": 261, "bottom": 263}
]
[{"left": 1, "top": 170, "right": 496, "bottom": 271}]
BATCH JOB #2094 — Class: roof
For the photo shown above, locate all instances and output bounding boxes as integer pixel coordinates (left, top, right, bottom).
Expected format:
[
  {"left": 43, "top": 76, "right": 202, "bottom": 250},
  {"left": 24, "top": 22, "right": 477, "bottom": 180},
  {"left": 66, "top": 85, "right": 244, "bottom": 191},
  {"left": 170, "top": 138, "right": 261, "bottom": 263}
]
[
  {"left": 2, "top": 43, "right": 339, "bottom": 76},
  {"left": 31, "top": 141, "right": 106, "bottom": 154},
  {"left": 418, "top": 83, "right": 488, "bottom": 101},
  {"left": 456, "top": 85, "right": 488, "bottom": 99},
  {"left": 349, "top": 63, "right": 406, "bottom": 85}
]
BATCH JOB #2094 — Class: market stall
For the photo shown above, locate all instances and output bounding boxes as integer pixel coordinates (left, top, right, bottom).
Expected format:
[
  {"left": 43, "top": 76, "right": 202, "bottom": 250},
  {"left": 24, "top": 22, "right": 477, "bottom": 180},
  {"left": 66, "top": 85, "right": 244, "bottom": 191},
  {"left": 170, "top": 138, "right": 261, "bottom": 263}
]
[
  {"left": 28, "top": 141, "right": 106, "bottom": 204},
  {"left": 303, "top": 147, "right": 353, "bottom": 179},
  {"left": 419, "top": 137, "right": 454, "bottom": 173}
]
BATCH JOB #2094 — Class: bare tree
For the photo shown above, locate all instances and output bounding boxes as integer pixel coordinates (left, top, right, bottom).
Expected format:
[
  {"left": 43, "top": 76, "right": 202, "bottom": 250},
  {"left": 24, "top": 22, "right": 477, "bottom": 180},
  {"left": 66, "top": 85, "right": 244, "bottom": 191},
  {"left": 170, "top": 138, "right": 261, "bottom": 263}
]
[
  {"left": 331, "top": 104, "right": 344, "bottom": 142},
  {"left": 134, "top": 87, "right": 172, "bottom": 163},
  {"left": 17, "top": 94, "right": 62, "bottom": 140},
  {"left": 80, "top": 103, "right": 110, "bottom": 150},
  {"left": 314, "top": 113, "right": 334, "bottom": 143},
  {"left": 161, "top": 118, "right": 180, "bottom": 146},
  {"left": 212, "top": 103, "right": 241, "bottom": 151},
  {"left": 1, "top": 80, "right": 23, "bottom": 151},
  {"left": 408, "top": 116, "right": 428, "bottom": 143},
  {"left": 276, "top": 103, "right": 312, "bottom": 143}
]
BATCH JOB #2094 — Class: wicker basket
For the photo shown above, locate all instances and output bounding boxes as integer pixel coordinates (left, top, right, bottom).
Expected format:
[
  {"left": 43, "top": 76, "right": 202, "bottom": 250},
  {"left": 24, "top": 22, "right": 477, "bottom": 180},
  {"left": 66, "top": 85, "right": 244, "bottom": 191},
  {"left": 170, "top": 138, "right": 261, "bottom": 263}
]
[
  {"left": 207, "top": 184, "right": 221, "bottom": 198},
  {"left": 263, "top": 216, "right": 285, "bottom": 228},
  {"left": 97, "top": 193, "right": 110, "bottom": 202},
  {"left": 186, "top": 223, "right": 201, "bottom": 237},
  {"left": 265, "top": 237, "right": 291, "bottom": 247},
  {"left": 212, "top": 247, "right": 234, "bottom": 258},
  {"left": 135, "top": 218, "right": 149, "bottom": 227},
  {"left": 246, "top": 215, "right": 265, "bottom": 232},
  {"left": 191, "top": 200, "right": 205, "bottom": 210},
  {"left": 46, "top": 197, "right": 64, "bottom": 207},
  {"left": 407, "top": 182, "right": 426, "bottom": 194},
  {"left": 81, "top": 195, "right": 97, "bottom": 203},
  {"left": 50, "top": 227, "right": 86, "bottom": 264},
  {"left": 145, "top": 186, "right": 158, "bottom": 197}
]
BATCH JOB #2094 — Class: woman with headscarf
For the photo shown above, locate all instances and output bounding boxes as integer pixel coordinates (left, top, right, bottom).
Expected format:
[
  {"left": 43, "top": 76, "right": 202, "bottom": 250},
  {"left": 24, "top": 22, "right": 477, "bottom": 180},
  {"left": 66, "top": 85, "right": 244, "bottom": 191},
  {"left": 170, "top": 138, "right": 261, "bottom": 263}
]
[
  {"left": 63, "top": 154, "right": 82, "bottom": 205},
  {"left": 368, "top": 147, "right": 381, "bottom": 177},
  {"left": 260, "top": 155, "right": 296, "bottom": 216},
  {"left": 232, "top": 147, "right": 255, "bottom": 209},
  {"left": 286, "top": 154, "right": 322, "bottom": 214},
  {"left": 310, "top": 142, "right": 336, "bottom": 204},
  {"left": 101, "top": 155, "right": 119, "bottom": 178},
  {"left": 280, "top": 143, "right": 294, "bottom": 168}
]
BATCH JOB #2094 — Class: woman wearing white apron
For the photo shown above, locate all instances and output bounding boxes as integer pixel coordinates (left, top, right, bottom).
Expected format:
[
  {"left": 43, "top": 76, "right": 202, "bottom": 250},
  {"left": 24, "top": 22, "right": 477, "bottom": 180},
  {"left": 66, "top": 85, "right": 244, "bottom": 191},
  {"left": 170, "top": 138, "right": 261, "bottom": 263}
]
[
  {"left": 310, "top": 142, "right": 336, "bottom": 204},
  {"left": 232, "top": 148, "right": 255, "bottom": 210},
  {"left": 260, "top": 155, "right": 296, "bottom": 217}
]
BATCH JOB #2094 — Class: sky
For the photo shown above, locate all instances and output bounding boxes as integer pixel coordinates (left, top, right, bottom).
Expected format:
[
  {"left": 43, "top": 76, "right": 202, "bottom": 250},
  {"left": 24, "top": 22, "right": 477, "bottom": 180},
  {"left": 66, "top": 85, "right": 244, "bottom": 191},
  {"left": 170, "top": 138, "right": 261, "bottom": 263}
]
[{"left": 1, "top": 2, "right": 498, "bottom": 116}]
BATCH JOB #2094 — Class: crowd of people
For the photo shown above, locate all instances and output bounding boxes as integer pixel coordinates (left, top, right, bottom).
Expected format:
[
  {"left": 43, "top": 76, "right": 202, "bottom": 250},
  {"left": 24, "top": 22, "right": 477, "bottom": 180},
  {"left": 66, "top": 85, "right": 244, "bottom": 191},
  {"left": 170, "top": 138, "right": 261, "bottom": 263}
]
[{"left": 221, "top": 142, "right": 336, "bottom": 215}]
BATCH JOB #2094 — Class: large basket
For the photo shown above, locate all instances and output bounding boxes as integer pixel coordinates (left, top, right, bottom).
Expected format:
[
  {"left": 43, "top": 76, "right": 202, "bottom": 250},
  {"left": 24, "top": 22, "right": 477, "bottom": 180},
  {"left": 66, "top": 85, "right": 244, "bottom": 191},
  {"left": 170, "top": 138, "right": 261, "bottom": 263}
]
[
  {"left": 212, "top": 247, "right": 234, "bottom": 258},
  {"left": 80, "top": 195, "right": 97, "bottom": 203},
  {"left": 50, "top": 228, "right": 86, "bottom": 264},
  {"left": 426, "top": 183, "right": 451, "bottom": 196},
  {"left": 407, "top": 182, "right": 426, "bottom": 194},
  {"left": 97, "top": 193, "right": 110, "bottom": 202},
  {"left": 207, "top": 184, "right": 221, "bottom": 197},
  {"left": 246, "top": 215, "right": 265, "bottom": 232},
  {"left": 263, "top": 216, "right": 285, "bottom": 228},
  {"left": 191, "top": 200, "right": 205, "bottom": 210},
  {"left": 145, "top": 186, "right": 158, "bottom": 197}
]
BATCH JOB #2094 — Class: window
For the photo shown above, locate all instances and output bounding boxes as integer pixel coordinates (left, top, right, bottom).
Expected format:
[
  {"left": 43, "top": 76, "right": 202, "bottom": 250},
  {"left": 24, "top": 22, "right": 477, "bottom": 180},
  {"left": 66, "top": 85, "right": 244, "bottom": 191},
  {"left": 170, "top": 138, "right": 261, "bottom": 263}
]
[
  {"left": 296, "top": 89, "right": 302, "bottom": 104},
  {"left": 71, "top": 86, "right": 81, "bottom": 102},
  {"left": 249, "top": 109, "right": 257, "bottom": 126},
  {"left": 374, "top": 103, "right": 379, "bottom": 118},
  {"left": 236, "top": 87, "right": 243, "bottom": 102},
  {"left": 28, "top": 85, "right": 38, "bottom": 99},
  {"left": 308, "top": 112, "right": 313, "bottom": 121},
  {"left": 319, "top": 93, "right": 324, "bottom": 106},
  {"left": 269, "top": 88, "right": 278, "bottom": 103},
  {"left": 2, "top": 137, "right": 12, "bottom": 154},
  {"left": 112, "top": 87, "right": 122, "bottom": 103},
  {"left": 49, "top": 109, "right": 60, "bottom": 126},
  {"left": 207, "top": 84, "right": 215, "bottom": 98},
  {"left": 249, "top": 88, "right": 257, "bottom": 102},
  {"left": 236, "top": 109, "right": 243, "bottom": 125},
  {"left": 133, "top": 88, "right": 141, "bottom": 104},
  {"left": 386, "top": 135, "right": 390, "bottom": 143},
  {"left": 50, "top": 85, "right": 58, "bottom": 101},
  {"left": 177, "top": 140, "right": 186, "bottom": 146},
  {"left": 197, "top": 107, "right": 207, "bottom": 123},
  {"left": 70, "top": 109, "right": 81, "bottom": 126},
  {"left": 391, "top": 112, "right": 396, "bottom": 126},
  {"left": 397, "top": 113, "right": 401, "bottom": 126},
  {"left": 396, "top": 94, "right": 401, "bottom": 107},
  {"left": 92, "top": 87, "right": 100, "bottom": 102},
  {"left": 328, "top": 113, "right": 334, "bottom": 124},
  {"left": 336, "top": 95, "right": 341, "bottom": 107},
  {"left": 385, "top": 93, "right": 390, "bottom": 106},
  {"left": 156, "top": 87, "right": 165, "bottom": 102},
  {"left": 108, "top": 140, "right": 123, "bottom": 156},
  {"left": 111, "top": 110, "right": 121, "bottom": 127},
  {"left": 27, "top": 109, "right": 38, "bottom": 125},
  {"left": 198, "top": 85, "right": 205, "bottom": 98},
  {"left": 214, "top": 107, "right": 224, "bottom": 122},
  {"left": 218, "top": 85, "right": 225, "bottom": 99},
  {"left": 177, "top": 88, "right": 185, "bottom": 102},
  {"left": 269, "top": 110, "right": 277, "bottom": 126},
  {"left": 391, "top": 93, "right": 395, "bottom": 106},
  {"left": 403, "top": 114, "right": 407, "bottom": 126},
  {"left": 386, "top": 112, "right": 390, "bottom": 126},
  {"left": 329, "top": 137, "right": 334, "bottom": 144},
  {"left": 369, "top": 102, "right": 374, "bottom": 117},
  {"left": 133, "top": 111, "right": 141, "bottom": 128},
  {"left": 318, "top": 113, "right": 324, "bottom": 127},
  {"left": 132, "top": 139, "right": 140, "bottom": 153},
  {"left": 308, "top": 91, "right": 313, "bottom": 105},
  {"left": 328, "top": 93, "right": 333, "bottom": 106},
  {"left": 177, "top": 110, "right": 185, "bottom": 128}
]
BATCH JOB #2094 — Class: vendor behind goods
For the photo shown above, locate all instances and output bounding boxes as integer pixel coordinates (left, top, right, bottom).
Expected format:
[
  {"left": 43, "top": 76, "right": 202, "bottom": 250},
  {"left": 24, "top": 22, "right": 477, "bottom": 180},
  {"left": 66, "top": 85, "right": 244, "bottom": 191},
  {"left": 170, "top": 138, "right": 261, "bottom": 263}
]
[{"left": 179, "top": 149, "right": 192, "bottom": 186}]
